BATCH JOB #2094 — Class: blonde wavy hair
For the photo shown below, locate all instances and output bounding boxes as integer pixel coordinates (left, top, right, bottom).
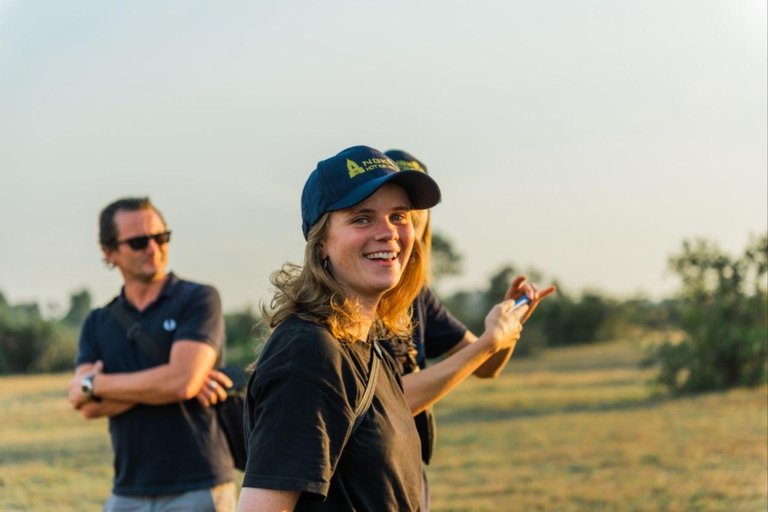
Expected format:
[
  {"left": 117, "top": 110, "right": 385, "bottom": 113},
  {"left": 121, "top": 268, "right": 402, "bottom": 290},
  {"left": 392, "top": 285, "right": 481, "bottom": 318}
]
[
  {"left": 263, "top": 210, "right": 427, "bottom": 343},
  {"left": 417, "top": 209, "right": 432, "bottom": 285}
]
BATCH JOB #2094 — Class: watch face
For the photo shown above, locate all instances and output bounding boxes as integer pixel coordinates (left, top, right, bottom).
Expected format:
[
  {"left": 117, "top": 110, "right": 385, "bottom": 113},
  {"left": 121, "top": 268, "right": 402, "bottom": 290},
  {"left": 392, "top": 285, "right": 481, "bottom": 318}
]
[{"left": 81, "top": 376, "right": 93, "bottom": 397}]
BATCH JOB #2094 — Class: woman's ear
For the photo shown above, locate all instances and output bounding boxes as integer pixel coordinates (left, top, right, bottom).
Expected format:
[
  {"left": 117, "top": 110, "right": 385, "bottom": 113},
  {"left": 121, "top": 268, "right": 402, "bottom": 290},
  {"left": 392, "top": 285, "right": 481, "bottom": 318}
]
[{"left": 318, "top": 242, "right": 327, "bottom": 260}]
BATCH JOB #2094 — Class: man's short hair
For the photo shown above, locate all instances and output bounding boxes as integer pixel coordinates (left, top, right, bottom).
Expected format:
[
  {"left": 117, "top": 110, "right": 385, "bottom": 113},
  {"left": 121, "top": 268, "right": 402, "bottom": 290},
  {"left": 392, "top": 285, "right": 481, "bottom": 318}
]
[{"left": 99, "top": 197, "right": 166, "bottom": 250}]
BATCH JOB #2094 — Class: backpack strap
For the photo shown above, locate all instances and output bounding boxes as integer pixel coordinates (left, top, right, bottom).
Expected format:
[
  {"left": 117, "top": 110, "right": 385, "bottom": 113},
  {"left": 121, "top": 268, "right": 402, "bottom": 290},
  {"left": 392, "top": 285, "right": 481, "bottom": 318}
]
[
  {"left": 106, "top": 298, "right": 166, "bottom": 363},
  {"left": 351, "top": 341, "right": 383, "bottom": 435}
]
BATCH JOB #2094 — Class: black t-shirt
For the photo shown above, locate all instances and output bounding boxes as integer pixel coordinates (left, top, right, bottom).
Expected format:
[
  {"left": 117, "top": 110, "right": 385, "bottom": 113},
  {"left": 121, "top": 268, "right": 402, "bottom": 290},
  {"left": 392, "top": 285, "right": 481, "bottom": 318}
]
[
  {"left": 243, "top": 315, "right": 423, "bottom": 511},
  {"left": 77, "top": 273, "right": 233, "bottom": 496},
  {"left": 380, "top": 287, "right": 468, "bottom": 464}
]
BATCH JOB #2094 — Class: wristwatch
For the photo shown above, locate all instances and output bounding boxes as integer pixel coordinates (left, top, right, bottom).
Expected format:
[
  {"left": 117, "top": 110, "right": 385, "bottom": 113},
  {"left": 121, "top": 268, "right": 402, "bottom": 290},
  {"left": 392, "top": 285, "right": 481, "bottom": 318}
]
[{"left": 81, "top": 373, "right": 97, "bottom": 400}]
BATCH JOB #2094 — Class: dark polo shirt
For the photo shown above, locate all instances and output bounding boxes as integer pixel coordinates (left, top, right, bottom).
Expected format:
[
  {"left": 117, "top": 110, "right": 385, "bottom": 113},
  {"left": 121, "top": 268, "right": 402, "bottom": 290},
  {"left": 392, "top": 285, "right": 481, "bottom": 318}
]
[{"left": 77, "top": 272, "right": 233, "bottom": 496}]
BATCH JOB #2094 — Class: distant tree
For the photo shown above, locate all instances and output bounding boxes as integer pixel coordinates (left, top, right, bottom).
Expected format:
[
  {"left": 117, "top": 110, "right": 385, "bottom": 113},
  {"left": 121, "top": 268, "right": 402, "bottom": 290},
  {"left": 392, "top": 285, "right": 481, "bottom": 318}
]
[
  {"left": 0, "top": 293, "right": 80, "bottom": 374},
  {"left": 0, "top": 317, "right": 58, "bottom": 373},
  {"left": 61, "top": 289, "right": 92, "bottom": 326},
  {"left": 645, "top": 234, "right": 768, "bottom": 393},
  {"left": 483, "top": 265, "right": 517, "bottom": 312},
  {"left": 224, "top": 307, "right": 268, "bottom": 369},
  {"left": 430, "top": 231, "right": 463, "bottom": 283},
  {"left": 442, "top": 289, "right": 485, "bottom": 337}
]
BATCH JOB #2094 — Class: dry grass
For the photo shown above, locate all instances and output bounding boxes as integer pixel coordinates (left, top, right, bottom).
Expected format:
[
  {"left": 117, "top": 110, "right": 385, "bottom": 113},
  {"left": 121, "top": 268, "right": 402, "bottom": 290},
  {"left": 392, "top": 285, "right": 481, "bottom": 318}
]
[
  {"left": 428, "top": 341, "right": 768, "bottom": 511},
  {"left": 1, "top": 340, "right": 765, "bottom": 511}
]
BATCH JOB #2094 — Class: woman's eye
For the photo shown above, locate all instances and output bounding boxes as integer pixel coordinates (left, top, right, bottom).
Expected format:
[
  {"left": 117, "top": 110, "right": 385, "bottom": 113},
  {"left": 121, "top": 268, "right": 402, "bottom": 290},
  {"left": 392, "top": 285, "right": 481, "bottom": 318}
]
[
  {"left": 352, "top": 217, "right": 370, "bottom": 225},
  {"left": 390, "top": 213, "right": 408, "bottom": 223}
]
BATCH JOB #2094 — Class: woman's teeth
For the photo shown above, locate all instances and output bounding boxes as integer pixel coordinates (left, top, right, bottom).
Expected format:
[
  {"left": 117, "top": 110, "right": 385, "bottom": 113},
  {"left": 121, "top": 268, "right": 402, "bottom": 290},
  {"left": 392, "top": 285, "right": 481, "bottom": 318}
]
[{"left": 365, "top": 252, "right": 397, "bottom": 261}]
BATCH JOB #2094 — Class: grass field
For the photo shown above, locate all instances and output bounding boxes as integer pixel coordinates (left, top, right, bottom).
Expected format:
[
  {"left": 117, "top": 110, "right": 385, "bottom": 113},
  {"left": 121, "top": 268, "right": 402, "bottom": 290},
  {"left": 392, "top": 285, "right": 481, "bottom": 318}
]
[{"left": 1, "top": 340, "right": 766, "bottom": 511}]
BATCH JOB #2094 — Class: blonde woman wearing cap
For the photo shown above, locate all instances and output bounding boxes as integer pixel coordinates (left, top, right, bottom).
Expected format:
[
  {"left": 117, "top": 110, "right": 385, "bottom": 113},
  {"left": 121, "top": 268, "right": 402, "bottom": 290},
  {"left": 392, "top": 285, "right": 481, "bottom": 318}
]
[
  {"left": 236, "top": 146, "right": 526, "bottom": 512},
  {"left": 383, "top": 149, "right": 556, "bottom": 510}
]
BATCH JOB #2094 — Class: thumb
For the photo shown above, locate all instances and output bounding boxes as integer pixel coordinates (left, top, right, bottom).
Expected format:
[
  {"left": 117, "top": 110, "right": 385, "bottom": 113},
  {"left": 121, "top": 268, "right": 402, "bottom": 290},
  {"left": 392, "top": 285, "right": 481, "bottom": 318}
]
[{"left": 93, "top": 360, "right": 104, "bottom": 373}]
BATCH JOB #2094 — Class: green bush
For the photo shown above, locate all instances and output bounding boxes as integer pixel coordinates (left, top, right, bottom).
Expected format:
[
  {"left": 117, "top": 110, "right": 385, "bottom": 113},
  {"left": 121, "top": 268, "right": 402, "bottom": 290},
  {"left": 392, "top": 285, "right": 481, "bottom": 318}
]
[
  {"left": 645, "top": 234, "right": 768, "bottom": 393},
  {"left": 0, "top": 319, "right": 74, "bottom": 373},
  {"left": 0, "top": 292, "right": 80, "bottom": 374},
  {"left": 224, "top": 307, "right": 268, "bottom": 370}
]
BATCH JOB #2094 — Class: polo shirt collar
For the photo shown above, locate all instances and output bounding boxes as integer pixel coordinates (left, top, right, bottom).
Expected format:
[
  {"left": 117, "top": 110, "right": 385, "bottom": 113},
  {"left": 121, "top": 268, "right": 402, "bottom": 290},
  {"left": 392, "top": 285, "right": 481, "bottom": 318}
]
[
  {"left": 117, "top": 272, "right": 179, "bottom": 310},
  {"left": 158, "top": 272, "right": 180, "bottom": 299}
]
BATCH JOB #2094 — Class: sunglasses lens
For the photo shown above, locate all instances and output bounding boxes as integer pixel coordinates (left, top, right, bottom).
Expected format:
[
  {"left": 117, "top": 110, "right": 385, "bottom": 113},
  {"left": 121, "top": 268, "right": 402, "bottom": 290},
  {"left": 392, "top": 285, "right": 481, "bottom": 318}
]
[
  {"left": 155, "top": 232, "right": 171, "bottom": 245},
  {"left": 120, "top": 231, "right": 171, "bottom": 250},
  {"left": 127, "top": 236, "right": 150, "bottom": 250}
]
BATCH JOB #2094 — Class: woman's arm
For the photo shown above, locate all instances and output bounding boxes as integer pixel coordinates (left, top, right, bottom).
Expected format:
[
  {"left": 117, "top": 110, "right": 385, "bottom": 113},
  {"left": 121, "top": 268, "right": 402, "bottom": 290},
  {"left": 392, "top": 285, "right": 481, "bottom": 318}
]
[
  {"left": 237, "top": 488, "right": 300, "bottom": 512},
  {"left": 403, "top": 300, "right": 524, "bottom": 415},
  {"left": 404, "top": 277, "right": 557, "bottom": 414}
]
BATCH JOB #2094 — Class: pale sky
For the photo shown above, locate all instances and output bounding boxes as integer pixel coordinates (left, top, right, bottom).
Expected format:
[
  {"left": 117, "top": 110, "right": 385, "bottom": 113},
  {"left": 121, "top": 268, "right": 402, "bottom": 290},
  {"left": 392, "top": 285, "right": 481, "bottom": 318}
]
[{"left": 1, "top": 0, "right": 766, "bottom": 314}]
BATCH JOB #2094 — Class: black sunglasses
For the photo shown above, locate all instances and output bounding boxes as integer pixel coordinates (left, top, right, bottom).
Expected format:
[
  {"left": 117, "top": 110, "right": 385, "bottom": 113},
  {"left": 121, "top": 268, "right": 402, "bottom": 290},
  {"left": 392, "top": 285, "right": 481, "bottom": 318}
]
[{"left": 117, "top": 231, "right": 172, "bottom": 251}]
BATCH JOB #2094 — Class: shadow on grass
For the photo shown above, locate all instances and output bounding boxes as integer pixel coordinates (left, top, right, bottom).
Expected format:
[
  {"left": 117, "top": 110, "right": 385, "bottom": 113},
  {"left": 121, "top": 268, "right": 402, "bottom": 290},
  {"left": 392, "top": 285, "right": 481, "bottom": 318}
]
[
  {"left": 509, "top": 360, "right": 644, "bottom": 375},
  {"left": 435, "top": 394, "right": 671, "bottom": 424}
]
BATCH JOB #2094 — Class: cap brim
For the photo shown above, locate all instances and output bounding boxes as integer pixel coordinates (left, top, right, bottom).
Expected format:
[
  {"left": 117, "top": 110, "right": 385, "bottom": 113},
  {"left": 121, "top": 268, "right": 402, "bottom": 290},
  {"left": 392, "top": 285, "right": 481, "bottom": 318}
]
[{"left": 327, "top": 171, "right": 441, "bottom": 212}]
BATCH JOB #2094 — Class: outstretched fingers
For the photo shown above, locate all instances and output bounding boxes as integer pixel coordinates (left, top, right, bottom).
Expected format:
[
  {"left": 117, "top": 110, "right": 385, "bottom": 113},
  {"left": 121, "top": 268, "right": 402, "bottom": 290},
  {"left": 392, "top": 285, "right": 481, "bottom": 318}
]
[
  {"left": 520, "top": 284, "right": 557, "bottom": 323},
  {"left": 504, "top": 275, "right": 528, "bottom": 301}
]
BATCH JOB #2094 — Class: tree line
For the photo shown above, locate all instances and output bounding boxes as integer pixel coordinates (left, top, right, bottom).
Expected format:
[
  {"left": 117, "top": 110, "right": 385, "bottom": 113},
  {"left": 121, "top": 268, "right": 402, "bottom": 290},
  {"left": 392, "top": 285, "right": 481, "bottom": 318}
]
[{"left": 1, "top": 232, "right": 765, "bottom": 394}]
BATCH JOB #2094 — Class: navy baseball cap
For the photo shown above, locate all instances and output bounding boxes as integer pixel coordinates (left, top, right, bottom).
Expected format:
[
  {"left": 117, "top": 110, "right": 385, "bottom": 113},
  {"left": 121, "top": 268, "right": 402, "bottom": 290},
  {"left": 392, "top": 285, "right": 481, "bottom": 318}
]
[
  {"left": 384, "top": 149, "right": 429, "bottom": 174},
  {"left": 301, "top": 145, "right": 441, "bottom": 239}
]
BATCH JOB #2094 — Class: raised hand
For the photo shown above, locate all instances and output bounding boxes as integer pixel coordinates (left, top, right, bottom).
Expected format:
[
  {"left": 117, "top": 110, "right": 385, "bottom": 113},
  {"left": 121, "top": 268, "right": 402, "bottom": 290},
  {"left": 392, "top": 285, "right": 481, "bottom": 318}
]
[
  {"left": 504, "top": 275, "right": 557, "bottom": 324},
  {"left": 483, "top": 299, "right": 525, "bottom": 352}
]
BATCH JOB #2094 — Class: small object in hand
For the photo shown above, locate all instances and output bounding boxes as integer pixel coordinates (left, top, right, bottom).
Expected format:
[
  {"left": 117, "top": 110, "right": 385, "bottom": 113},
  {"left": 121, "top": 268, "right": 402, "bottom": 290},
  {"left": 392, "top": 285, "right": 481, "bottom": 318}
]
[
  {"left": 512, "top": 296, "right": 530, "bottom": 311},
  {"left": 208, "top": 380, "right": 218, "bottom": 390}
]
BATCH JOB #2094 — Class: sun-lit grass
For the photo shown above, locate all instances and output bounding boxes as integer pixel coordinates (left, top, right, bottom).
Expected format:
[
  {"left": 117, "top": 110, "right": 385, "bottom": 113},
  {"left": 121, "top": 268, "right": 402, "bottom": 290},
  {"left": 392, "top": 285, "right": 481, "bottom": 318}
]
[
  {"left": 1, "top": 340, "right": 765, "bottom": 511},
  {"left": 428, "top": 341, "right": 768, "bottom": 511}
]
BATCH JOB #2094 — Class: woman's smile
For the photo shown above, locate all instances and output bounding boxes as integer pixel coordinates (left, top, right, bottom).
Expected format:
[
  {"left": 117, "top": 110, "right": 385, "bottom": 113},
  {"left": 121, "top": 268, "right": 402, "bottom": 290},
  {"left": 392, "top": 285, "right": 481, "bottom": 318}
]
[{"left": 322, "top": 183, "right": 414, "bottom": 305}]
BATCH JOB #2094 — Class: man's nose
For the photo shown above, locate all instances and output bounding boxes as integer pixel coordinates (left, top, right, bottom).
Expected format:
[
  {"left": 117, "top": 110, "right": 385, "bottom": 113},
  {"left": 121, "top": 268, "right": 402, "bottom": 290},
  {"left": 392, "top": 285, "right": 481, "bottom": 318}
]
[{"left": 145, "top": 238, "right": 160, "bottom": 253}]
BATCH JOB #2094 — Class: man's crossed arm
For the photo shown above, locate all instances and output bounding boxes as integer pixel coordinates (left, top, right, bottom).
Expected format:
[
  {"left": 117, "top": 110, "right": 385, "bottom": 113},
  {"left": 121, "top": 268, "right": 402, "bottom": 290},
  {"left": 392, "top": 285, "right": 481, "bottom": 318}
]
[{"left": 69, "top": 341, "right": 232, "bottom": 419}]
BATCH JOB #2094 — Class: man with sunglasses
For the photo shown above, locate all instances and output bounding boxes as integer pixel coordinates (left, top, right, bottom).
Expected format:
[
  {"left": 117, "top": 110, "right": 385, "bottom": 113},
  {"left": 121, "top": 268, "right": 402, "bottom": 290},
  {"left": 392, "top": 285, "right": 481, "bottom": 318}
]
[{"left": 67, "top": 197, "right": 236, "bottom": 511}]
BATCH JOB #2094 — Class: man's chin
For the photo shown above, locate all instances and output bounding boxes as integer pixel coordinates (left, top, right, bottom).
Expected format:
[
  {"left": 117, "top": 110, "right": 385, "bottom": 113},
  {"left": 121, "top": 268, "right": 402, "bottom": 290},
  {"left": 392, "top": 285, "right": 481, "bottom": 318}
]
[{"left": 136, "top": 268, "right": 166, "bottom": 283}]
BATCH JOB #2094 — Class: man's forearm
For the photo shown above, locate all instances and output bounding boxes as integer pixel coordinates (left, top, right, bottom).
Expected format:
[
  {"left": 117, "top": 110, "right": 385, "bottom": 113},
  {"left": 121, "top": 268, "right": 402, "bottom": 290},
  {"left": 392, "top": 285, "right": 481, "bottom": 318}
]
[
  {"left": 91, "top": 340, "right": 217, "bottom": 405},
  {"left": 444, "top": 332, "right": 516, "bottom": 379},
  {"left": 93, "top": 364, "right": 198, "bottom": 405},
  {"left": 474, "top": 345, "right": 514, "bottom": 378},
  {"left": 80, "top": 399, "right": 136, "bottom": 419}
]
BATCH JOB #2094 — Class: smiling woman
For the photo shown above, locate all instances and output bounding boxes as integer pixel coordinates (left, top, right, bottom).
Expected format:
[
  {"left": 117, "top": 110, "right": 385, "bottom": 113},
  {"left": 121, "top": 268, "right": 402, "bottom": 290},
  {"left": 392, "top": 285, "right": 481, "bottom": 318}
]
[{"left": 237, "top": 146, "right": 440, "bottom": 511}]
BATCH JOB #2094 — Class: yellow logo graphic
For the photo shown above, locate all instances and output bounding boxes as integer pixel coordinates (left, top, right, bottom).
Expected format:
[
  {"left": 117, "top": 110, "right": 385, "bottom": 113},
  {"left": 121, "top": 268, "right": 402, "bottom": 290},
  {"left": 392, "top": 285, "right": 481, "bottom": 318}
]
[
  {"left": 347, "top": 158, "right": 398, "bottom": 178},
  {"left": 347, "top": 159, "right": 366, "bottom": 178},
  {"left": 396, "top": 160, "right": 425, "bottom": 172}
]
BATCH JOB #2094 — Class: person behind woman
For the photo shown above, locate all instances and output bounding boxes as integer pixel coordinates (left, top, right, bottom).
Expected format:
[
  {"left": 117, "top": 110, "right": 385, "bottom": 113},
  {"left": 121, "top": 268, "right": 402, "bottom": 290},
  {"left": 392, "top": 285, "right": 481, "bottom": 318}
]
[
  {"left": 236, "top": 146, "right": 527, "bottom": 511},
  {"left": 383, "top": 149, "right": 557, "bottom": 509}
]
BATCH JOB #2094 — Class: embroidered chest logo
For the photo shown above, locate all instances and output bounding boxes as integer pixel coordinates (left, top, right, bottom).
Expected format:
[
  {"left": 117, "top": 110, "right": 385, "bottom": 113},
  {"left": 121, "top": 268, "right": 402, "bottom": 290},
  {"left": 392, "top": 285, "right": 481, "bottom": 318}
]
[{"left": 163, "top": 319, "right": 177, "bottom": 332}]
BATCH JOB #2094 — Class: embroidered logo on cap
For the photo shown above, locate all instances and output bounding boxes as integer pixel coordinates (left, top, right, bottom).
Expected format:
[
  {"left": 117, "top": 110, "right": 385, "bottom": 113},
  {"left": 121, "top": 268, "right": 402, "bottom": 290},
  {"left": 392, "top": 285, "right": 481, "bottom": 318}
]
[
  {"left": 163, "top": 319, "right": 177, "bottom": 332},
  {"left": 395, "top": 160, "right": 425, "bottom": 172},
  {"left": 347, "top": 157, "right": 399, "bottom": 179},
  {"left": 347, "top": 159, "right": 365, "bottom": 178}
]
